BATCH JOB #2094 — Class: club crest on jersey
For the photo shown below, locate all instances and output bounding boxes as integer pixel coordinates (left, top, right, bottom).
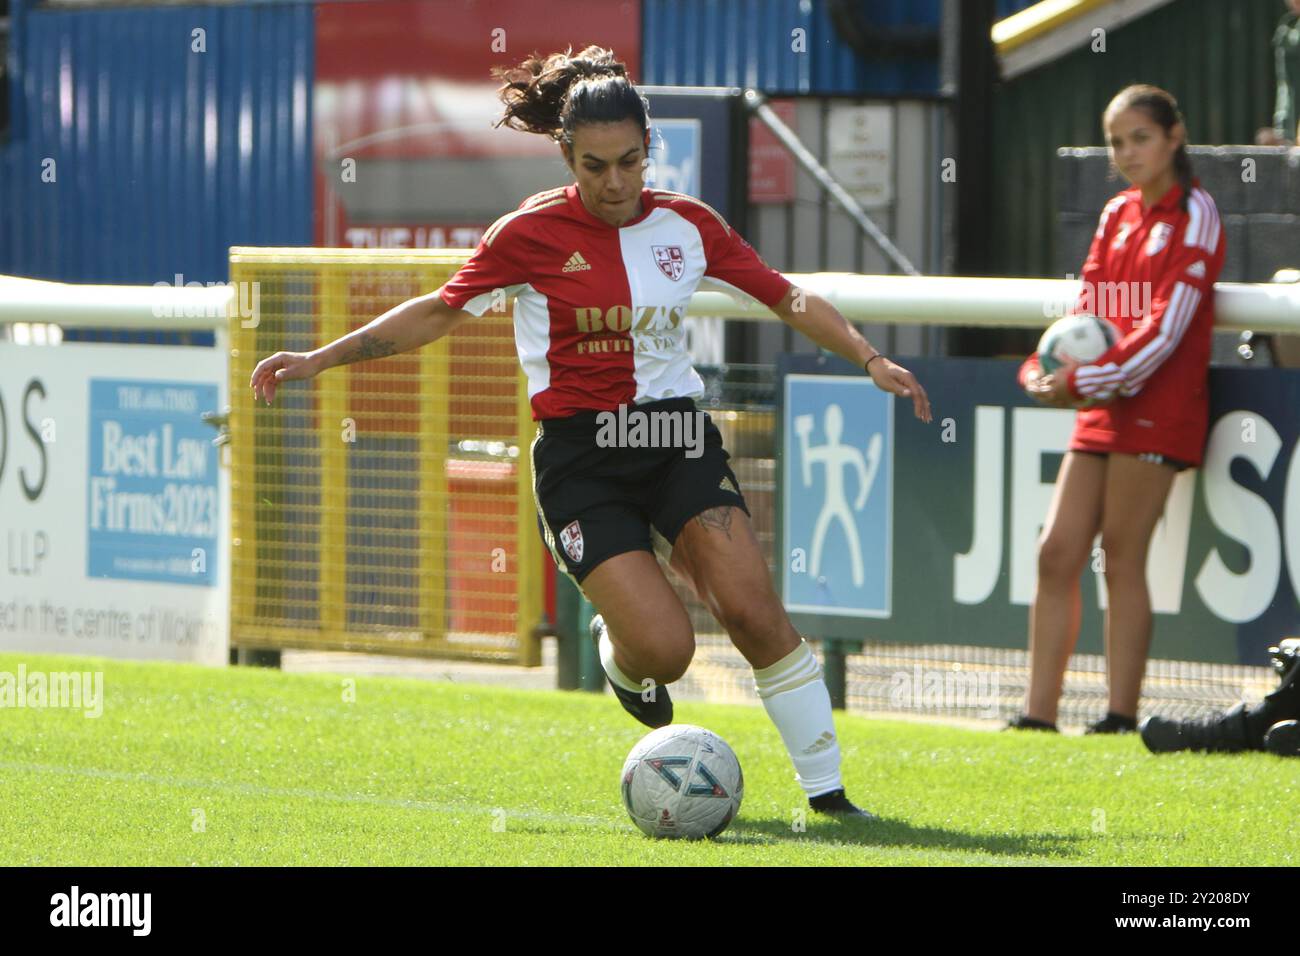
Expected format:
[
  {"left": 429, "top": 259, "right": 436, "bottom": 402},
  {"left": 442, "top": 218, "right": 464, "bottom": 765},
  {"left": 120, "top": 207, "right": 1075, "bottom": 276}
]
[
  {"left": 559, "top": 520, "right": 584, "bottom": 563},
  {"left": 1145, "top": 222, "right": 1174, "bottom": 256},
  {"left": 652, "top": 245, "right": 685, "bottom": 281}
]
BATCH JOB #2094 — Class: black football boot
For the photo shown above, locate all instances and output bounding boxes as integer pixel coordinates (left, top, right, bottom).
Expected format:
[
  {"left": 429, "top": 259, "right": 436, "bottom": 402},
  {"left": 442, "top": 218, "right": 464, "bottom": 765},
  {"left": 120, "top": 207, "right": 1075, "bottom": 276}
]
[
  {"left": 590, "top": 614, "right": 673, "bottom": 729},
  {"left": 809, "top": 788, "right": 878, "bottom": 821}
]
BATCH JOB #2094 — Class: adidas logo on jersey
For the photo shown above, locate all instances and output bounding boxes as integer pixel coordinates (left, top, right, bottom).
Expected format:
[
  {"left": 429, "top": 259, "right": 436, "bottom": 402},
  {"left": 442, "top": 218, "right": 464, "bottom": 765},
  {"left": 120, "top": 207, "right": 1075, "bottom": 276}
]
[
  {"left": 1186, "top": 259, "right": 1206, "bottom": 279},
  {"left": 719, "top": 475, "right": 738, "bottom": 495},
  {"left": 563, "top": 251, "right": 591, "bottom": 273}
]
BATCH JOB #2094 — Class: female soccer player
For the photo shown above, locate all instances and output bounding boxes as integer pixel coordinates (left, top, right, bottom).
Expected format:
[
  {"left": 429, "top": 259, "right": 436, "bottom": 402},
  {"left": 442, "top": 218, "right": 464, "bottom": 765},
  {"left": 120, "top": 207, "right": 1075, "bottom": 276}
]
[
  {"left": 1010, "top": 85, "right": 1225, "bottom": 734},
  {"left": 250, "top": 46, "right": 931, "bottom": 818}
]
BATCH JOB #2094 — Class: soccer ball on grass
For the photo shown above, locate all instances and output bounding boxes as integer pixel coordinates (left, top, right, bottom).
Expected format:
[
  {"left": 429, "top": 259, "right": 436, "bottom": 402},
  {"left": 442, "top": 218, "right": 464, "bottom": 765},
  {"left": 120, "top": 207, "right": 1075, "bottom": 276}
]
[{"left": 620, "top": 724, "right": 743, "bottom": 840}]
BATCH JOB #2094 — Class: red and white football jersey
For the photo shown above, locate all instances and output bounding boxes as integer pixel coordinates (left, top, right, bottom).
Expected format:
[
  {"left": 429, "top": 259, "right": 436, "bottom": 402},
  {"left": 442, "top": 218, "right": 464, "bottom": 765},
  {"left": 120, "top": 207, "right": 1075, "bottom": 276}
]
[
  {"left": 439, "top": 184, "right": 792, "bottom": 419},
  {"left": 1018, "top": 179, "right": 1225, "bottom": 466}
]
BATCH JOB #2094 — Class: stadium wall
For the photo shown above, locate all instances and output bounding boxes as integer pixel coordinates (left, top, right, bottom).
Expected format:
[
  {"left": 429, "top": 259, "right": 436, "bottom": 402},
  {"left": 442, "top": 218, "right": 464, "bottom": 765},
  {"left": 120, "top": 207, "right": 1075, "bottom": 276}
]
[
  {"left": 0, "top": 0, "right": 314, "bottom": 286},
  {"left": 1056, "top": 147, "right": 1300, "bottom": 284},
  {"left": 989, "top": 0, "right": 1284, "bottom": 280},
  {"left": 741, "top": 96, "right": 954, "bottom": 364},
  {"left": 639, "top": 0, "right": 1042, "bottom": 95}
]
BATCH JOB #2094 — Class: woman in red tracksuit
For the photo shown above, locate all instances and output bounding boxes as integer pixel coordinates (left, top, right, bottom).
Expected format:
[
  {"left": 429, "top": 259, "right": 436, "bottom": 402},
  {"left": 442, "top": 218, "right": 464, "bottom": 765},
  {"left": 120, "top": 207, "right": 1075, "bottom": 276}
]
[{"left": 1010, "top": 85, "right": 1225, "bottom": 734}]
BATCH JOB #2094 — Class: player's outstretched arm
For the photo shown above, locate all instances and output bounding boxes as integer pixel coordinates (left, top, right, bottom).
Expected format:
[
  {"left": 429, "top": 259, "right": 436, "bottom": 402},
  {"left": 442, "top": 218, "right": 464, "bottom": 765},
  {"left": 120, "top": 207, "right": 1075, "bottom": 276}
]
[
  {"left": 249, "top": 289, "right": 472, "bottom": 404},
  {"left": 771, "top": 286, "right": 932, "bottom": 423}
]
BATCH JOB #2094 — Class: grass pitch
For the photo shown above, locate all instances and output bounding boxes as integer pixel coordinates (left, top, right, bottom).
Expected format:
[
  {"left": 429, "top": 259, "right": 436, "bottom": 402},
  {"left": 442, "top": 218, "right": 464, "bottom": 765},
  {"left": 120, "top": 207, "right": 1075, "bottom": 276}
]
[{"left": 1, "top": 651, "right": 1293, "bottom": 866}]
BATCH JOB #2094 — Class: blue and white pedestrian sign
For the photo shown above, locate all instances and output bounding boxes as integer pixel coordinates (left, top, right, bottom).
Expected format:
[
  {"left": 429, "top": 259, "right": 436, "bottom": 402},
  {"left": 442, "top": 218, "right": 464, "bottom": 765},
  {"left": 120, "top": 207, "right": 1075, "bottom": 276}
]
[{"left": 782, "top": 374, "right": 892, "bottom": 617}]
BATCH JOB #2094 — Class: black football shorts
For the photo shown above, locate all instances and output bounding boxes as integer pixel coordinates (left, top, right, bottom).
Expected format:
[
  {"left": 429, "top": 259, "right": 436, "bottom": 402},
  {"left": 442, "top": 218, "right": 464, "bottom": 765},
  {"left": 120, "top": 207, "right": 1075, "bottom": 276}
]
[{"left": 529, "top": 397, "right": 750, "bottom": 583}]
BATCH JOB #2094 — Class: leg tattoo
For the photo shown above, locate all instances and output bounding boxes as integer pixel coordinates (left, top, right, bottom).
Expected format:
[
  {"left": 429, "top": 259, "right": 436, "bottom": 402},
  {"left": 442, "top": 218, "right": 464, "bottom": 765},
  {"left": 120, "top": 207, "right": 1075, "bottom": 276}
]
[{"left": 694, "top": 506, "right": 734, "bottom": 540}]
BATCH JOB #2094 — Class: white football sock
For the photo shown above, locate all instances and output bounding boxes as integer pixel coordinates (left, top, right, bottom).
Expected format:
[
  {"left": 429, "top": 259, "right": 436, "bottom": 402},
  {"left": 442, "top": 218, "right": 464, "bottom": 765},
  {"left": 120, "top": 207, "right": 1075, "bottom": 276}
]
[
  {"left": 597, "top": 620, "right": 644, "bottom": 694},
  {"left": 753, "top": 640, "right": 843, "bottom": 798}
]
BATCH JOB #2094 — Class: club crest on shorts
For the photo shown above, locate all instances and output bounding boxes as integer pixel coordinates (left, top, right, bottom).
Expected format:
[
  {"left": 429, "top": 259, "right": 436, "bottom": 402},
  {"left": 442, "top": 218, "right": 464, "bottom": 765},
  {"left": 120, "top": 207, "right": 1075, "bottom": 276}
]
[
  {"left": 652, "top": 245, "right": 685, "bottom": 281},
  {"left": 559, "top": 520, "right": 584, "bottom": 563},
  {"left": 1145, "top": 222, "right": 1173, "bottom": 256}
]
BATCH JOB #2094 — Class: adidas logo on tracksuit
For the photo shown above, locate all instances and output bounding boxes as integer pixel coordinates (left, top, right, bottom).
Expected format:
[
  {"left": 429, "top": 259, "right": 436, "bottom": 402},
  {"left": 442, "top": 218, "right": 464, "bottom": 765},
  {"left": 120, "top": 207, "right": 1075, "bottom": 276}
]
[{"left": 562, "top": 251, "right": 591, "bottom": 273}]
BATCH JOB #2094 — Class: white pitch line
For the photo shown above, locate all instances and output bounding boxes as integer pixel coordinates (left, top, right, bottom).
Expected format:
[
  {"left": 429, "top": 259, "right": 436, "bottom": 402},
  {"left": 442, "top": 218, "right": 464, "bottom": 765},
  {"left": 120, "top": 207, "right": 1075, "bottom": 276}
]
[
  {"left": 1, "top": 760, "right": 928, "bottom": 854},
  {"left": 0, "top": 760, "right": 621, "bottom": 831}
]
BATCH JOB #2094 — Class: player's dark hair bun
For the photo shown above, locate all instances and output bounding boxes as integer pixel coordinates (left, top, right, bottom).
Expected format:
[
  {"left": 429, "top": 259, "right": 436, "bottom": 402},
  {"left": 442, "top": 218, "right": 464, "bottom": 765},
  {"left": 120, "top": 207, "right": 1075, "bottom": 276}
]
[
  {"left": 492, "top": 45, "right": 648, "bottom": 147},
  {"left": 1104, "top": 84, "right": 1195, "bottom": 212}
]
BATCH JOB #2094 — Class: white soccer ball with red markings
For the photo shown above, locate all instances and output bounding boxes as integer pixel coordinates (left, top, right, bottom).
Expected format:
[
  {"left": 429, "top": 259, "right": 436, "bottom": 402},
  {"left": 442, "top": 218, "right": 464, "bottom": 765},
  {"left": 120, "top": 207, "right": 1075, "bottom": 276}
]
[
  {"left": 620, "top": 724, "right": 743, "bottom": 840},
  {"left": 1037, "top": 312, "right": 1121, "bottom": 375}
]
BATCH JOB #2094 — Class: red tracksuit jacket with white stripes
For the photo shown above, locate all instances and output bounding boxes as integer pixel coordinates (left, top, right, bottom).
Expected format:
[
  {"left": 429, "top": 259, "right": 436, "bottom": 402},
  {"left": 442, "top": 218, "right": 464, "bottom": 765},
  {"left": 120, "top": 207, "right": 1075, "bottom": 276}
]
[{"left": 1018, "top": 179, "right": 1225, "bottom": 466}]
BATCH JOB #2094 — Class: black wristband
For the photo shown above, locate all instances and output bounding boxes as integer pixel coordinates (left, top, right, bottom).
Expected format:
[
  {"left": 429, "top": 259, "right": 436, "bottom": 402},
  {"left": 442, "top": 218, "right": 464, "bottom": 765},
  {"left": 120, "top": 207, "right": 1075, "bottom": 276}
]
[{"left": 865, "top": 353, "right": 885, "bottom": 372}]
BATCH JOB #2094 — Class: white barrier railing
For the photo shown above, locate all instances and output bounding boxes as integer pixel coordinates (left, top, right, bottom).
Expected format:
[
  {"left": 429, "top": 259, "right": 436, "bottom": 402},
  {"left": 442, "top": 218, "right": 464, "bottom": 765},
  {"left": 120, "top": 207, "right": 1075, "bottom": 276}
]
[
  {"left": 0, "top": 275, "right": 233, "bottom": 331},
  {"left": 4, "top": 268, "right": 1299, "bottom": 333},
  {"left": 691, "top": 274, "right": 1300, "bottom": 334}
]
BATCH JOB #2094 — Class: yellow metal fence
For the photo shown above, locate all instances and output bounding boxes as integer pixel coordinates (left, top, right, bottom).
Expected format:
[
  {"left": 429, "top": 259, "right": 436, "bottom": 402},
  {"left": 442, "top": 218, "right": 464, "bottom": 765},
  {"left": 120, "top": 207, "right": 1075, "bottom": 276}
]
[{"left": 228, "top": 248, "right": 542, "bottom": 663}]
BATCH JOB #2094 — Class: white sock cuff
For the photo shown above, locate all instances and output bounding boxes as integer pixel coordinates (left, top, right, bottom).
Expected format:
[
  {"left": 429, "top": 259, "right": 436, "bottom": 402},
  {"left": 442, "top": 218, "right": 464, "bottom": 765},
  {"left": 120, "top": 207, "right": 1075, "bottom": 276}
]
[
  {"left": 598, "top": 629, "right": 643, "bottom": 694},
  {"left": 753, "top": 639, "right": 821, "bottom": 700},
  {"left": 797, "top": 760, "right": 844, "bottom": 797}
]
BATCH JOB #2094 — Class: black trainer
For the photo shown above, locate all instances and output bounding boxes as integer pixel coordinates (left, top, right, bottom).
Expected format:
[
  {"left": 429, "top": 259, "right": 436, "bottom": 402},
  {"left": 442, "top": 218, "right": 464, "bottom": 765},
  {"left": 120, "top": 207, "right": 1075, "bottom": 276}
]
[
  {"left": 1141, "top": 639, "right": 1300, "bottom": 754},
  {"left": 1085, "top": 711, "right": 1137, "bottom": 735},
  {"left": 809, "top": 788, "right": 877, "bottom": 820},
  {"left": 1260, "top": 638, "right": 1300, "bottom": 730},
  {"left": 1004, "top": 713, "right": 1058, "bottom": 732},
  {"left": 589, "top": 614, "right": 673, "bottom": 729},
  {"left": 1140, "top": 702, "right": 1260, "bottom": 753},
  {"left": 1264, "top": 720, "right": 1300, "bottom": 758}
]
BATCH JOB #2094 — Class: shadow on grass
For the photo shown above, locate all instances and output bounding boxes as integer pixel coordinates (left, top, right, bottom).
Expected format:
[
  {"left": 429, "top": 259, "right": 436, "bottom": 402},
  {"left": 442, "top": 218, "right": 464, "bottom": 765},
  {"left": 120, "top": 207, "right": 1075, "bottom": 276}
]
[
  {"left": 723, "top": 815, "right": 1086, "bottom": 859},
  {"left": 494, "top": 816, "right": 1085, "bottom": 860}
]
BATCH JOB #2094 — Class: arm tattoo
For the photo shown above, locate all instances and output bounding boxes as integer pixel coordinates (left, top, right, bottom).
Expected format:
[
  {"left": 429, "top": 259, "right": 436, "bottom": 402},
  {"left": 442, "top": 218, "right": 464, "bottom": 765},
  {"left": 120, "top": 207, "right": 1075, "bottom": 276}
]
[
  {"left": 694, "top": 506, "right": 734, "bottom": 540},
  {"left": 340, "top": 332, "right": 398, "bottom": 365}
]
